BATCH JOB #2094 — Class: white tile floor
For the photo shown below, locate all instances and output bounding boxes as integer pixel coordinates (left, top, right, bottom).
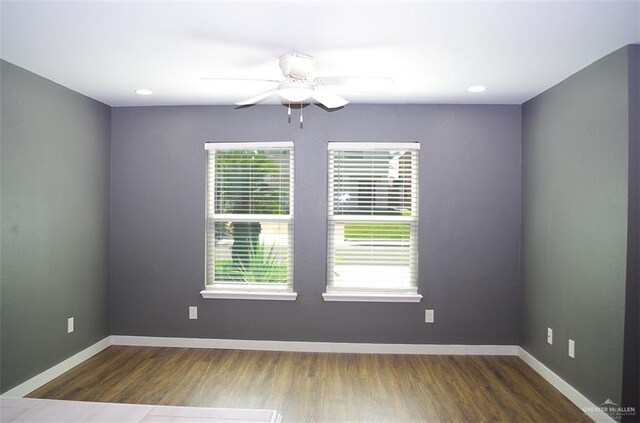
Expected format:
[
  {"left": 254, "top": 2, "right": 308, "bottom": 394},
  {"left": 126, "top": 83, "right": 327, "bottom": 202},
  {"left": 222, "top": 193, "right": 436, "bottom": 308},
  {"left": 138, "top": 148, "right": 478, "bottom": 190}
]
[{"left": 0, "top": 397, "right": 282, "bottom": 423}]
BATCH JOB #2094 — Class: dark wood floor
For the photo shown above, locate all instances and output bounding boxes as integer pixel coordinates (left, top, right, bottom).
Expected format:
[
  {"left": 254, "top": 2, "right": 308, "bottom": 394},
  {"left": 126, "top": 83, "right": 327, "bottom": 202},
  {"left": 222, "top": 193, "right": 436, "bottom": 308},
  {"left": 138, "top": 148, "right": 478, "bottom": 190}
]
[{"left": 29, "top": 346, "right": 590, "bottom": 422}]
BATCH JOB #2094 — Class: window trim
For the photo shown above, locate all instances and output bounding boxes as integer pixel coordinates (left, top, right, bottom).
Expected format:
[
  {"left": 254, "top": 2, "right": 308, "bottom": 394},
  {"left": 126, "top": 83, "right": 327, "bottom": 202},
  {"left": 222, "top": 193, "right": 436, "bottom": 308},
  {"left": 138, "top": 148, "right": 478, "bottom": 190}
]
[
  {"left": 205, "top": 141, "right": 294, "bottom": 150},
  {"left": 325, "top": 141, "right": 420, "bottom": 302},
  {"left": 202, "top": 141, "right": 296, "bottom": 300},
  {"left": 328, "top": 142, "right": 421, "bottom": 151},
  {"left": 201, "top": 290, "right": 298, "bottom": 301},
  {"left": 322, "top": 292, "right": 422, "bottom": 303}
]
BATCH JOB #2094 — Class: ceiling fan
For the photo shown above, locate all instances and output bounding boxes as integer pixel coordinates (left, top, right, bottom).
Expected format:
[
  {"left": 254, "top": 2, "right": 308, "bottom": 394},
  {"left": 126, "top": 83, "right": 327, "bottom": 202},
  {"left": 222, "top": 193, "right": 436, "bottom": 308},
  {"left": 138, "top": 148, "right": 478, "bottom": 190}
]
[{"left": 202, "top": 54, "right": 392, "bottom": 109}]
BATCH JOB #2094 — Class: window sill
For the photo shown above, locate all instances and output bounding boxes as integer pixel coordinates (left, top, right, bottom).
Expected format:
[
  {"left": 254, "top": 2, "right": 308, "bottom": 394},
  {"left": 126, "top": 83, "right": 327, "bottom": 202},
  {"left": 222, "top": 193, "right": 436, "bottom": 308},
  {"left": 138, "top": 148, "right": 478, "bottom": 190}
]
[
  {"left": 322, "top": 292, "right": 423, "bottom": 303},
  {"left": 200, "top": 290, "right": 298, "bottom": 301}
]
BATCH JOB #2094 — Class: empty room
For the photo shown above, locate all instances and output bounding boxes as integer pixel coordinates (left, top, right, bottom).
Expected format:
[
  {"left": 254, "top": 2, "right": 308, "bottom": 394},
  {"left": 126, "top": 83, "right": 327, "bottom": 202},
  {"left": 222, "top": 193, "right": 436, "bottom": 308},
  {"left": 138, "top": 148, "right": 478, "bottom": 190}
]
[{"left": 1, "top": 1, "right": 639, "bottom": 422}]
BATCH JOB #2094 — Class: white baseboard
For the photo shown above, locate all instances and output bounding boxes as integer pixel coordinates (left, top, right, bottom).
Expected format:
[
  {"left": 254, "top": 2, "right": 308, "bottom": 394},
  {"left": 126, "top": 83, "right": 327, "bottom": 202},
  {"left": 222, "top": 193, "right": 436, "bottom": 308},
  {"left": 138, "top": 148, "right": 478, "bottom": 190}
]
[
  {"left": 111, "top": 335, "right": 518, "bottom": 356},
  {"left": 1, "top": 337, "right": 111, "bottom": 398},
  {"left": 517, "top": 347, "right": 615, "bottom": 423}
]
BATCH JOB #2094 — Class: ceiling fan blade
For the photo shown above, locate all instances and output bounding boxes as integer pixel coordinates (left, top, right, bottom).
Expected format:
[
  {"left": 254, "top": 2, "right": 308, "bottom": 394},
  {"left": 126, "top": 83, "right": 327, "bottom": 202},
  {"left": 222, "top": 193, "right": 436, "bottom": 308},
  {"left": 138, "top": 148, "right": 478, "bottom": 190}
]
[
  {"left": 200, "top": 77, "right": 281, "bottom": 83},
  {"left": 313, "top": 76, "right": 393, "bottom": 92},
  {"left": 311, "top": 86, "right": 349, "bottom": 109},
  {"left": 235, "top": 88, "right": 279, "bottom": 106}
]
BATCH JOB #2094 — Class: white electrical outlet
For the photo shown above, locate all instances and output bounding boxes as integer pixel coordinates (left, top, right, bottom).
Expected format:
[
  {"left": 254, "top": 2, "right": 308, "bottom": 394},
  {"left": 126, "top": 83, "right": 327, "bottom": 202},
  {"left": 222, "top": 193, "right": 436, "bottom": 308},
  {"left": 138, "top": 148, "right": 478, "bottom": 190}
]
[
  {"left": 189, "top": 306, "right": 198, "bottom": 320},
  {"left": 568, "top": 339, "right": 575, "bottom": 358},
  {"left": 547, "top": 327, "right": 553, "bottom": 345},
  {"left": 425, "top": 309, "right": 434, "bottom": 323},
  {"left": 67, "top": 317, "right": 74, "bottom": 333}
]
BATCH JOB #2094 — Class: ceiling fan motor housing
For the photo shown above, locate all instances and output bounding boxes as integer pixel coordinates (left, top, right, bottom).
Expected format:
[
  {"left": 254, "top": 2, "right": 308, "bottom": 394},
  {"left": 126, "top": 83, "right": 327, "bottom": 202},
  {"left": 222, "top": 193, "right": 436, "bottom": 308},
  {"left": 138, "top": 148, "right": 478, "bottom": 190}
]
[{"left": 279, "top": 54, "right": 316, "bottom": 80}]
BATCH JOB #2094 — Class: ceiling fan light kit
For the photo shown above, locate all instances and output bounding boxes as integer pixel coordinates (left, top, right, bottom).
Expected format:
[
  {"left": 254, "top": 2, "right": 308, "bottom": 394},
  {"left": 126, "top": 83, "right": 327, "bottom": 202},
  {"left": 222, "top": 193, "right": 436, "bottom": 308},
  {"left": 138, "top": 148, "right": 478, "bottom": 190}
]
[{"left": 278, "top": 81, "right": 314, "bottom": 102}]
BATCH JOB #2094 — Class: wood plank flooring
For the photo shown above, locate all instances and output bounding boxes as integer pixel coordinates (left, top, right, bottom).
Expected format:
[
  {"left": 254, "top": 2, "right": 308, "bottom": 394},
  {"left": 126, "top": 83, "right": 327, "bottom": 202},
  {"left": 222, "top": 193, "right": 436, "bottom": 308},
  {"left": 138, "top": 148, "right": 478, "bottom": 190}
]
[{"left": 28, "top": 346, "right": 590, "bottom": 422}]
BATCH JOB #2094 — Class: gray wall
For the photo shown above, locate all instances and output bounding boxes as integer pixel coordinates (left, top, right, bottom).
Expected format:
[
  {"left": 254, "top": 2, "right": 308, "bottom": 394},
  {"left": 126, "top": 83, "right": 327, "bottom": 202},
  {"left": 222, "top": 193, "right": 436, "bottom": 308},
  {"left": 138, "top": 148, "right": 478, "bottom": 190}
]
[
  {"left": 621, "top": 45, "right": 639, "bottom": 421},
  {"left": 110, "top": 104, "right": 521, "bottom": 344},
  {"left": 521, "top": 46, "right": 635, "bottom": 408},
  {"left": 0, "top": 61, "right": 111, "bottom": 393}
]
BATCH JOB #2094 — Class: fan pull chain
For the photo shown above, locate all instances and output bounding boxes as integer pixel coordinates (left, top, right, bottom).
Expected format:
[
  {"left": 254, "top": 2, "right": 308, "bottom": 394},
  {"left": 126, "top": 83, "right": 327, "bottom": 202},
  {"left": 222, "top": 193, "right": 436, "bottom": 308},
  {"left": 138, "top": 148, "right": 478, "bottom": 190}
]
[
  {"left": 300, "top": 102, "right": 303, "bottom": 129},
  {"left": 288, "top": 102, "right": 291, "bottom": 124}
]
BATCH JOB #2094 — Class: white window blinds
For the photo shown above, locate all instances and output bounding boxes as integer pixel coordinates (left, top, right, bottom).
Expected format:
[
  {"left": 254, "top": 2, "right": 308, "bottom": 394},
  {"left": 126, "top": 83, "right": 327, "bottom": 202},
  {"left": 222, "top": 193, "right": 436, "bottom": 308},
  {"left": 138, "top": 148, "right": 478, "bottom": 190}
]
[
  {"left": 205, "top": 142, "right": 294, "bottom": 291},
  {"left": 327, "top": 142, "right": 419, "bottom": 294}
]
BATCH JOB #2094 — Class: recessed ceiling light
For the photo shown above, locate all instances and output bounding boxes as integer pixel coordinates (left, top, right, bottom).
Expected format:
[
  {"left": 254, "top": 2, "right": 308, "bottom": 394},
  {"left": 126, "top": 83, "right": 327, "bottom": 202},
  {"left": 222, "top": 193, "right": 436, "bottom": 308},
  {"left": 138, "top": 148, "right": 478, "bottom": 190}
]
[
  {"left": 135, "top": 88, "right": 154, "bottom": 96},
  {"left": 468, "top": 85, "right": 487, "bottom": 93}
]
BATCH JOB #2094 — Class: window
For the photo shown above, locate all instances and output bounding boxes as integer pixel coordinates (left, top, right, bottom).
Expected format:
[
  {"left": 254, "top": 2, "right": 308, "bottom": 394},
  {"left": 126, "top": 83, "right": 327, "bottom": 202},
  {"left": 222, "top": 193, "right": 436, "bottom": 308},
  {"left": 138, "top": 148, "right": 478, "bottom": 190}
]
[
  {"left": 325, "top": 142, "right": 421, "bottom": 302},
  {"left": 202, "top": 142, "right": 296, "bottom": 300}
]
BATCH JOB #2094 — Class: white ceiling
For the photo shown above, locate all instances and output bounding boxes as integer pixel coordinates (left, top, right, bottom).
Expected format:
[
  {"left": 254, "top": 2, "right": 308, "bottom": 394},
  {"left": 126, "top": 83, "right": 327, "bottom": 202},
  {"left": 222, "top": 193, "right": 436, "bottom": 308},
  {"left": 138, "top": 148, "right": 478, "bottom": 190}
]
[{"left": 1, "top": 1, "right": 639, "bottom": 107}]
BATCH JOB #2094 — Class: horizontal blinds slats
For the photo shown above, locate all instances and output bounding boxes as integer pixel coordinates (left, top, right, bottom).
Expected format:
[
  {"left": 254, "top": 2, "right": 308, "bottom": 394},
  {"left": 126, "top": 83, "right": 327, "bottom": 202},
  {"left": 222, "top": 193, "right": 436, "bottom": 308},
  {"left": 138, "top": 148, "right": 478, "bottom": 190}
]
[
  {"left": 327, "top": 143, "right": 419, "bottom": 292},
  {"left": 209, "top": 148, "right": 293, "bottom": 216},
  {"left": 206, "top": 145, "right": 294, "bottom": 288},
  {"left": 329, "top": 215, "right": 416, "bottom": 222},
  {"left": 212, "top": 214, "right": 292, "bottom": 221},
  {"left": 328, "top": 147, "right": 418, "bottom": 218}
]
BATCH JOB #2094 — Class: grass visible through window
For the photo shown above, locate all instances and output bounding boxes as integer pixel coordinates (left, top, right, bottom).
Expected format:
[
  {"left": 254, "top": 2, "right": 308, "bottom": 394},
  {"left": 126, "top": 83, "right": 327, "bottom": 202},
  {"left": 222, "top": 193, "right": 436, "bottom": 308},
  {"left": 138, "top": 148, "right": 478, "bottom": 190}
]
[{"left": 343, "top": 223, "right": 410, "bottom": 240}]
